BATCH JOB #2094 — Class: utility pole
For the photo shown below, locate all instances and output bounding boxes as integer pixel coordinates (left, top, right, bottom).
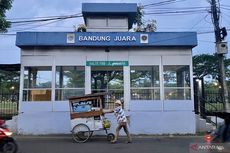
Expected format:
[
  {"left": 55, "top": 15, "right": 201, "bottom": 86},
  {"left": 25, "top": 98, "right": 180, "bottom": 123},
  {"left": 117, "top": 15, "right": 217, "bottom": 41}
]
[{"left": 210, "top": 0, "right": 230, "bottom": 112}]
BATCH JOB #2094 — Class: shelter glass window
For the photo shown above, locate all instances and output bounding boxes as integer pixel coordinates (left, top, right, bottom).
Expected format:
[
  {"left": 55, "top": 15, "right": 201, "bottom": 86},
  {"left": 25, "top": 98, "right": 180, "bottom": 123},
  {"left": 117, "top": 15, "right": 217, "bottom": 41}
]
[
  {"left": 23, "top": 66, "right": 52, "bottom": 101},
  {"left": 55, "top": 66, "right": 85, "bottom": 101},
  {"left": 163, "top": 65, "right": 191, "bottom": 100},
  {"left": 130, "top": 66, "right": 160, "bottom": 100},
  {"left": 91, "top": 66, "right": 124, "bottom": 109}
]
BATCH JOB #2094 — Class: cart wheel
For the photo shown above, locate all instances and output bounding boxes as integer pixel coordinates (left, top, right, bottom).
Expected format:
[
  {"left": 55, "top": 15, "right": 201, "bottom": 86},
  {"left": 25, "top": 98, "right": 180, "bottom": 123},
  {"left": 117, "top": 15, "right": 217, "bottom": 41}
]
[
  {"left": 107, "top": 133, "right": 115, "bottom": 142},
  {"left": 72, "top": 124, "right": 91, "bottom": 143},
  {"left": 89, "top": 131, "right": 94, "bottom": 138}
]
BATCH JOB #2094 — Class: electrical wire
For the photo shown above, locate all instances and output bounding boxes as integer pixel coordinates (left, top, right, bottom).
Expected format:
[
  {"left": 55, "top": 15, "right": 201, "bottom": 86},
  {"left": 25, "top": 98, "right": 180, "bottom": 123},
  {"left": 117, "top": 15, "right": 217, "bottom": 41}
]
[
  {"left": 7, "top": 13, "right": 82, "bottom": 21},
  {"left": 221, "top": 4, "right": 230, "bottom": 8},
  {"left": 145, "top": 6, "right": 209, "bottom": 9},
  {"left": 144, "top": 10, "right": 208, "bottom": 16},
  {"left": 190, "top": 14, "right": 209, "bottom": 30},
  {"left": 0, "top": 1, "right": 228, "bottom": 40},
  {"left": 9, "top": 14, "right": 82, "bottom": 24},
  {"left": 221, "top": 6, "right": 230, "bottom": 11},
  {"left": 197, "top": 28, "right": 230, "bottom": 35},
  {"left": 8, "top": 19, "right": 66, "bottom": 32},
  {"left": 4, "top": 13, "right": 83, "bottom": 33},
  {"left": 143, "top": 4, "right": 210, "bottom": 16},
  {"left": 198, "top": 39, "right": 215, "bottom": 43},
  {"left": 143, "top": 0, "right": 186, "bottom": 8}
]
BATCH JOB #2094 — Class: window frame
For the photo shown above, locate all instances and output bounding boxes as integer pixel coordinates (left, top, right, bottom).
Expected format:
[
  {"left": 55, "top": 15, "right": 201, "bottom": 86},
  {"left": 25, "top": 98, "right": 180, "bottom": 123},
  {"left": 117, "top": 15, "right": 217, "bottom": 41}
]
[
  {"left": 55, "top": 66, "right": 85, "bottom": 101},
  {"left": 22, "top": 66, "right": 52, "bottom": 102},
  {"left": 130, "top": 65, "right": 160, "bottom": 100},
  {"left": 163, "top": 65, "right": 191, "bottom": 100}
]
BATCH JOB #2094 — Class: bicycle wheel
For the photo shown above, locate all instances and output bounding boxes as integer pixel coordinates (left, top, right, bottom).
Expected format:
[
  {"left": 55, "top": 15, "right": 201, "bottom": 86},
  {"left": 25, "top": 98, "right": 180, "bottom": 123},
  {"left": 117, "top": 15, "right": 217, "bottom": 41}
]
[
  {"left": 107, "top": 133, "right": 115, "bottom": 142},
  {"left": 72, "top": 124, "right": 91, "bottom": 143}
]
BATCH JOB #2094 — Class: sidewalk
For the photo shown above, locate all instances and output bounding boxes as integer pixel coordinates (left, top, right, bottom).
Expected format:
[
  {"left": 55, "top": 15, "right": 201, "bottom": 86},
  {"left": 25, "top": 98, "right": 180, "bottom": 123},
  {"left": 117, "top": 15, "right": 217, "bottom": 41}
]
[{"left": 14, "top": 134, "right": 205, "bottom": 139}]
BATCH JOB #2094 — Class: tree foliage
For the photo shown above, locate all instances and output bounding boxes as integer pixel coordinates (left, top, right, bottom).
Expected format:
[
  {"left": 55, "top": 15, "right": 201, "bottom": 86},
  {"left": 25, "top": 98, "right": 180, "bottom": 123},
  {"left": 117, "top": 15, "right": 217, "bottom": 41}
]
[
  {"left": 133, "top": 4, "right": 157, "bottom": 32},
  {"left": 65, "top": 70, "right": 85, "bottom": 88},
  {"left": 91, "top": 70, "right": 123, "bottom": 90},
  {"left": 75, "top": 24, "right": 86, "bottom": 32},
  {"left": 193, "top": 54, "right": 230, "bottom": 82},
  {"left": 0, "top": 0, "right": 13, "bottom": 32},
  {"left": 0, "top": 70, "right": 19, "bottom": 94}
]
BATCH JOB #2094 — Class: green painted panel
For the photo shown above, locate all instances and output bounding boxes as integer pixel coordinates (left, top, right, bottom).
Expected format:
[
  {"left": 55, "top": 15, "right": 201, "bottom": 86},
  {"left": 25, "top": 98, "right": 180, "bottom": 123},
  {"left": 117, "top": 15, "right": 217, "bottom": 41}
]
[{"left": 86, "top": 61, "right": 128, "bottom": 66}]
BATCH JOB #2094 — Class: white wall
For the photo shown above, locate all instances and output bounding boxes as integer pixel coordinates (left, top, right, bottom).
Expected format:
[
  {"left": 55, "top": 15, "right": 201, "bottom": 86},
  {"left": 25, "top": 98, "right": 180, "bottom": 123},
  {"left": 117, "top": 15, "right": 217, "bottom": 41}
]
[
  {"left": 86, "top": 17, "right": 128, "bottom": 32},
  {"left": 17, "top": 111, "right": 71, "bottom": 135},
  {"left": 17, "top": 47, "right": 195, "bottom": 135},
  {"left": 17, "top": 110, "right": 195, "bottom": 135},
  {"left": 130, "top": 111, "right": 195, "bottom": 134}
]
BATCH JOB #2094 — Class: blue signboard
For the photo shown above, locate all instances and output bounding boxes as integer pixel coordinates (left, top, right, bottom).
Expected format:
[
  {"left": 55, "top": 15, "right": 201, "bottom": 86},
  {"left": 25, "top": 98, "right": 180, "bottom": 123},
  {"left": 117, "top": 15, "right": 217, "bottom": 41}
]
[{"left": 16, "top": 32, "right": 197, "bottom": 47}]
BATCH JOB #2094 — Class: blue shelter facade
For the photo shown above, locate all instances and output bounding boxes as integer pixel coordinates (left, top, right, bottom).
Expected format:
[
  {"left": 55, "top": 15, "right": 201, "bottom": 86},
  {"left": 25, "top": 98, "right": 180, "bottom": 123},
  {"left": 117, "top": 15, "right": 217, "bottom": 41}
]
[{"left": 16, "top": 3, "right": 197, "bottom": 135}]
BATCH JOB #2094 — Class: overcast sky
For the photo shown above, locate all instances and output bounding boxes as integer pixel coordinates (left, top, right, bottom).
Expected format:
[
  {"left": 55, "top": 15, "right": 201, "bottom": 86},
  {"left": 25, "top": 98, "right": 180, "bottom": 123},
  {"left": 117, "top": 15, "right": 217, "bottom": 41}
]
[{"left": 0, "top": 0, "right": 229, "bottom": 64}]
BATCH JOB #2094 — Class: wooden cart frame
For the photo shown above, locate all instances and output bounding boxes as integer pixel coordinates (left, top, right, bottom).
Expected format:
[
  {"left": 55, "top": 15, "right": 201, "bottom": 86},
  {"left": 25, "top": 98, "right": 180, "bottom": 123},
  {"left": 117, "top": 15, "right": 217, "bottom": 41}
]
[{"left": 69, "top": 92, "right": 115, "bottom": 143}]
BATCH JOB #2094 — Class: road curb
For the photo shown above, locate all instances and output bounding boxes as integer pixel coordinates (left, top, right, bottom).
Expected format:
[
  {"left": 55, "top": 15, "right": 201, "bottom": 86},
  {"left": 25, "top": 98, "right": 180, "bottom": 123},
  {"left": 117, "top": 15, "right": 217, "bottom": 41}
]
[{"left": 14, "top": 134, "right": 205, "bottom": 139}]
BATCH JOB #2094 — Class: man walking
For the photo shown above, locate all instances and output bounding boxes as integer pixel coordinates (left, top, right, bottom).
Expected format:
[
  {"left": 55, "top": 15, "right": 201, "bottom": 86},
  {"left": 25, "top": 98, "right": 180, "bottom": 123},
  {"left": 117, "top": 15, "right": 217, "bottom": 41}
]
[{"left": 103, "top": 100, "right": 132, "bottom": 143}]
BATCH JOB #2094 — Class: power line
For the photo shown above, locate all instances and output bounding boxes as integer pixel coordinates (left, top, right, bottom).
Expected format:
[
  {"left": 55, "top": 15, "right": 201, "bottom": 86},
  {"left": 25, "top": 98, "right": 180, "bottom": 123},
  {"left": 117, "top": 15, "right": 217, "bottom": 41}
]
[
  {"left": 144, "top": 6, "right": 208, "bottom": 11},
  {"left": 190, "top": 14, "right": 209, "bottom": 30},
  {"left": 8, "top": 19, "right": 66, "bottom": 32},
  {"left": 221, "top": 4, "right": 230, "bottom": 8},
  {"left": 146, "top": 6, "right": 209, "bottom": 9},
  {"left": 143, "top": 0, "right": 186, "bottom": 8},
  {"left": 198, "top": 39, "right": 214, "bottom": 43},
  {"left": 221, "top": 6, "right": 230, "bottom": 11},
  {"left": 4, "top": 14, "right": 82, "bottom": 32},
  {"left": 9, "top": 14, "right": 82, "bottom": 24},
  {"left": 189, "top": 28, "right": 230, "bottom": 35},
  {"left": 143, "top": 4, "right": 210, "bottom": 16},
  {"left": 1, "top": 27, "right": 229, "bottom": 36},
  {"left": 144, "top": 10, "right": 208, "bottom": 15},
  {"left": 6, "top": 13, "right": 82, "bottom": 21}
]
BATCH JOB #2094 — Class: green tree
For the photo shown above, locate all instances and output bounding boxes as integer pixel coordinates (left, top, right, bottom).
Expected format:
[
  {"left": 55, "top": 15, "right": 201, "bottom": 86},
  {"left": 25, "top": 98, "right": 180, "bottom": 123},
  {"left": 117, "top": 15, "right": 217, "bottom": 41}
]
[
  {"left": 0, "top": 0, "right": 13, "bottom": 32},
  {"left": 75, "top": 24, "right": 86, "bottom": 32},
  {"left": 66, "top": 70, "right": 85, "bottom": 88},
  {"left": 133, "top": 4, "right": 157, "bottom": 32},
  {"left": 91, "top": 70, "right": 123, "bottom": 90},
  {"left": 0, "top": 70, "right": 20, "bottom": 94},
  {"left": 193, "top": 53, "right": 230, "bottom": 82}
]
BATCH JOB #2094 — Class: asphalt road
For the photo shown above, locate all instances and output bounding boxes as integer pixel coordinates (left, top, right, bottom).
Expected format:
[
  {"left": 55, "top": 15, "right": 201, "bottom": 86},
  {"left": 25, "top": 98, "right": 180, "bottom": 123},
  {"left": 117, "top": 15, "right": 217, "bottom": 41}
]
[{"left": 15, "top": 135, "right": 203, "bottom": 153}]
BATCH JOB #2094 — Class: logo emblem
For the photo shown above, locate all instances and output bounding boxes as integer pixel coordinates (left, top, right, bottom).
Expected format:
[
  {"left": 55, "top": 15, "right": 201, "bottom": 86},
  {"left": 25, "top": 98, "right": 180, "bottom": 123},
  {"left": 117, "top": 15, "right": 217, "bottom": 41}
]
[
  {"left": 140, "top": 34, "right": 148, "bottom": 43},
  {"left": 67, "top": 33, "right": 75, "bottom": 44}
]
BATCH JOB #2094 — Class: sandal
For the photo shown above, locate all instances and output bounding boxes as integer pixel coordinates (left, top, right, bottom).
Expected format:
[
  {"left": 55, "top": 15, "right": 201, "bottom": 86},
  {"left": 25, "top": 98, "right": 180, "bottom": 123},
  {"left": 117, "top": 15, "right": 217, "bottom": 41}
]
[{"left": 111, "top": 140, "right": 117, "bottom": 144}]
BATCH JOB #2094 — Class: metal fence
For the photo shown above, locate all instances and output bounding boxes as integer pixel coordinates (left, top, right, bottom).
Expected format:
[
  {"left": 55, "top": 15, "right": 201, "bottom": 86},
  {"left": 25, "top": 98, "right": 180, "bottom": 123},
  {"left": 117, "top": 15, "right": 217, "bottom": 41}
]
[
  {"left": 203, "top": 90, "right": 226, "bottom": 114},
  {"left": 0, "top": 93, "right": 19, "bottom": 120}
]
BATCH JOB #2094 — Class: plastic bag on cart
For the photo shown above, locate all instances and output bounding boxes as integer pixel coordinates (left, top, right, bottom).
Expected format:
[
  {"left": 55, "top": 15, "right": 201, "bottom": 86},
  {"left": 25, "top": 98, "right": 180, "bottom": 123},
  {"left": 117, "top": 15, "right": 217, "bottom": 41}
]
[{"left": 103, "top": 118, "right": 111, "bottom": 129}]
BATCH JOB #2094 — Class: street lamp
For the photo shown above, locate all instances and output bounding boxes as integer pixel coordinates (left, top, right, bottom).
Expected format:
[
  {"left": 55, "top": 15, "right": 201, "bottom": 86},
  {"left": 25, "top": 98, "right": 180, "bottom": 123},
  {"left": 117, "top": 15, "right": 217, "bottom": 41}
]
[{"left": 10, "top": 86, "right": 15, "bottom": 90}]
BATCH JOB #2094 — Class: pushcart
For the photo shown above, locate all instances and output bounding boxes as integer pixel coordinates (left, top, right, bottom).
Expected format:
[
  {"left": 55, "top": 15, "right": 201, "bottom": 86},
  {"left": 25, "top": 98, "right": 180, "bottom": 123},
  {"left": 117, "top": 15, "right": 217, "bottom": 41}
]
[{"left": 69, "top": 92, "right": 115, "bottom": 143}]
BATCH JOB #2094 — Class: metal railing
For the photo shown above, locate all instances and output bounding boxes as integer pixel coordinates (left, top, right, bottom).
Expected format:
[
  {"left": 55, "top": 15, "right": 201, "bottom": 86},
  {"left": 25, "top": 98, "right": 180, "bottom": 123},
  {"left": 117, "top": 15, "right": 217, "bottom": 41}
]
[
  {"left": 194, "top": 89, "right": 227, "bottom": 127},
  {"left": 0, "top": 93, "right": 19, "bottom": 120},
  {"left": 204, "top": 90, "right": 225, "bottom": 114}
]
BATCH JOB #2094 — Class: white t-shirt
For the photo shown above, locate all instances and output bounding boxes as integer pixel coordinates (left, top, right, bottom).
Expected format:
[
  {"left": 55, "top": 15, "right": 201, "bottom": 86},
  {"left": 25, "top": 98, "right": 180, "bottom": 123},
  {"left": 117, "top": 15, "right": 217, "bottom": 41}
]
[{"left": 114, "top": 106, "right": 127, "bottom": 123}]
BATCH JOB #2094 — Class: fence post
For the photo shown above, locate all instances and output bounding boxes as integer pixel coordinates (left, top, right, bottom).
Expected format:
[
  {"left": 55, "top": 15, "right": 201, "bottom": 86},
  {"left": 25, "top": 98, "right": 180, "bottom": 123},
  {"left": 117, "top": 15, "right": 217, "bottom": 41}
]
[
  {"left": 200, "top": 78, "right": 206, "bottom": 118},
  {"left": 193, "top": 78, "right": 199, "bottom": 114}
]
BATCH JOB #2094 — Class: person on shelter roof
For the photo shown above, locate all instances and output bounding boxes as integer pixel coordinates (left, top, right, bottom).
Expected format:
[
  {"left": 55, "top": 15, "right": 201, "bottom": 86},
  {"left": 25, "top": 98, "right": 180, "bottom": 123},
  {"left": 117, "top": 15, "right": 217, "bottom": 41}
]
[{"left": 103, "top": 100, "right": 132, "bottom": 143}]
